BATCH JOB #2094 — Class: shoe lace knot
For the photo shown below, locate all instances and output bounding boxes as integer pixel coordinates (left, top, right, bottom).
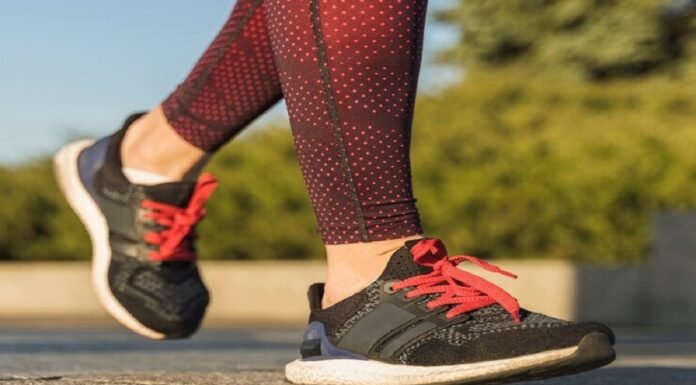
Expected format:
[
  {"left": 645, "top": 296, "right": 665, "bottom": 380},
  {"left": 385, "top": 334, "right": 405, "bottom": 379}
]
[
  {"left": 141, "top": 173, "right": 218, "bottom": 262},
  {"left": 392, "top": 238, "right": 521, "bottom": 322}
]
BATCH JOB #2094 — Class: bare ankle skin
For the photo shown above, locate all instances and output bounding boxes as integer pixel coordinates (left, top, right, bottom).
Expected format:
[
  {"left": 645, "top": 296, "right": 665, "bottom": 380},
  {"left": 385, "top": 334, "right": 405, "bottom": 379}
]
[
  {"left": 121, "top": 106, "right": 209, "bottom": 181},
  {"left": 322, "top": 234, "right": 424, "bottom": 308}
]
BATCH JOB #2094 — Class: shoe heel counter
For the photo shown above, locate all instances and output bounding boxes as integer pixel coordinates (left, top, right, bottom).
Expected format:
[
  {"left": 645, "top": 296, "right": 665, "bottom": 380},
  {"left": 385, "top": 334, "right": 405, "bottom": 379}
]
[
  {"left": 300, "top": 322, "right": 367, "bottom": 361},
  {"left": 78, "top": 136, "right": 111, "bottom": 197}
]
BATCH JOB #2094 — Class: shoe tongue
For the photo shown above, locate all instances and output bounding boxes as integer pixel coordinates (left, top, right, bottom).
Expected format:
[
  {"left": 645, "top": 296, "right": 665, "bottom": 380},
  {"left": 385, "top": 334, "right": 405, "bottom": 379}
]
[
  {"left": 142, "top": 181, "right": 197, "bottom": 207},
  {"left": 378, "top": 240, "right": 433, "bottom": 281}
]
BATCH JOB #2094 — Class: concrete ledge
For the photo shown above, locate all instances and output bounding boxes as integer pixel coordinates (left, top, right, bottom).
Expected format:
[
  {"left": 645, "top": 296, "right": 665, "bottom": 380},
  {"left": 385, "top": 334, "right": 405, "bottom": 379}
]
[
  {"left": 0, "top": 261, "right": 326, "bottom": 326},
  {"left": 2, "top": 213, "right": 695, "bottom": 327},
  {"left": 0, "top": 248, "right": 692, "bottom": 327},
  {"left": 0, "top": 259, "right": 582, "bottom": 325}
]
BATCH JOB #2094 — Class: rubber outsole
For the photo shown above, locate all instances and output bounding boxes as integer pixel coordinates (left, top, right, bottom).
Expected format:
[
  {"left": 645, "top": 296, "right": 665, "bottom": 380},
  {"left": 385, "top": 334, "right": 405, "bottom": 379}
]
[
  {"left": 285, "top": 332, "right": 615, "bottom": 385},
  {"left": 53, "top": 140, "right": 166, "bottom": 340}
]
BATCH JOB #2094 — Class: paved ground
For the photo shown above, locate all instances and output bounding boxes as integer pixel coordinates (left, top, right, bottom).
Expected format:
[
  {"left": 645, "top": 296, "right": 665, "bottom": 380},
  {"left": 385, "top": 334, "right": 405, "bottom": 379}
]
[{"left": 1, "top": 325, "right": 695, "bottom": 384}]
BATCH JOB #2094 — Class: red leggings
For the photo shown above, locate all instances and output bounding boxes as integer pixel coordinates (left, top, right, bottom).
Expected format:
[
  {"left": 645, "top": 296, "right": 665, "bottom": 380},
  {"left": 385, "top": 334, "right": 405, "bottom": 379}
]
[{"left": 162, "top": 0, "right": 427, "bottom": 244}]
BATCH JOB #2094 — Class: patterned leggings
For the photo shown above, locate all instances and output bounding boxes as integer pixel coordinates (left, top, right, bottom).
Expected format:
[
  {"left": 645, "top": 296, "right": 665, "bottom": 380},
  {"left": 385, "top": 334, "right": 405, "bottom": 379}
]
[{"left": 162, "top": 0, "right": 427, "bottom": 244}]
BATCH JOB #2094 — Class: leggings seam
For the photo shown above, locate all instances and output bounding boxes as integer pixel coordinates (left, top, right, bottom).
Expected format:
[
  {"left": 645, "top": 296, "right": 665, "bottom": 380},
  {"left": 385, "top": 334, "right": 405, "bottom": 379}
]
[
  {"left": 309, "top": 0, "right": 369, "bottom": 242},
  {"left": 174, "top": 0, "right": 265, "bottom": 115},
  {"left": 404, "top": 1, "right": 428, "bottom": 144}
]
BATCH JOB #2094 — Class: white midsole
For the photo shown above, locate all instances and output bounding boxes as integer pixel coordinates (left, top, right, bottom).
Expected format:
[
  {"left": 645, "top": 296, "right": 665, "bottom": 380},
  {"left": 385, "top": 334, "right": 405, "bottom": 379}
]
[
  {"left": 53, "top": 140, "right": 166, "bottom": 340},
  {"left": 285, "top": 345, "right": 578, "bottom": 385}
]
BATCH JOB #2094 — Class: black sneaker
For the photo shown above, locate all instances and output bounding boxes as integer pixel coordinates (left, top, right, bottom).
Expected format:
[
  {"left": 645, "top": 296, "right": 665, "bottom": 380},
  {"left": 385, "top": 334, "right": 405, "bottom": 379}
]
[
  {"left": 286, "top": 238, "right": 616, "bottom": 385},
  {"left": 53, "top": 113, "right": 215, "bottom": 339}
]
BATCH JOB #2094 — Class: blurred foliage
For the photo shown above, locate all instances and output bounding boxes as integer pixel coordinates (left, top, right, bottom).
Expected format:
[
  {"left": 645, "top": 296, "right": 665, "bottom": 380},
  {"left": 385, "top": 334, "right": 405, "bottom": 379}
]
[
  {"left": 0, "top": 161, "right": 90, "bottom": 261},
  {"left": 412, "top": 68, "right": 696, "bottom": 263},
  {"left": 440, "top": 0, "right": 696, "bottom": 79},
  {"left": 1, "top": 0, "right": 696, "bottom": 262},
  {"left": 198, "top": 129, "right": 323, "bottom": 260},
  {"left": 0, "top": 130, "right": 324, "bottom": 262}
]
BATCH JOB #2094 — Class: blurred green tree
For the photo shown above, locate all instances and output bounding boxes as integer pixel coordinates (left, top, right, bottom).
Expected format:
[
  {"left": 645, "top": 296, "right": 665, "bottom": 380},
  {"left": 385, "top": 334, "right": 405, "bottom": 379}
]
[
  {"left": 441, "top": 0, "right": 696, "bottom": 79},
  {"left": 0, "top": 161, "right": 89, "bottom": 261},
  {"left": 411, "top": 71, "right": 696, "bottom": 263}
]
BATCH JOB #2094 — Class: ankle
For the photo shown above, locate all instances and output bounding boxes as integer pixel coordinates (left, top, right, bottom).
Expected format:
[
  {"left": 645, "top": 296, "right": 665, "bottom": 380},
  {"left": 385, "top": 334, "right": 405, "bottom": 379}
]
[
  {"left": 121, "top": 106, "right": 208, "bottom": 181},
  {"left": 322, "top": 234, "right": 423, "bottom": 308}
]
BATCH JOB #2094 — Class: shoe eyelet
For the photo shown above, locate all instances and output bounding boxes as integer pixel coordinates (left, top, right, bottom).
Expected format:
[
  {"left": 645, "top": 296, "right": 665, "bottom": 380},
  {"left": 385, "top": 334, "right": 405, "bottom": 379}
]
[{"left": 383, "top": 280, "right": 399, "bottom": 294}]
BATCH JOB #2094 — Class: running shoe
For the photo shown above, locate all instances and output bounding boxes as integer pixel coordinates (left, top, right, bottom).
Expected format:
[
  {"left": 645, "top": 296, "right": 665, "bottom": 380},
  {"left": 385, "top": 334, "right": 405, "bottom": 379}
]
[
  {"left": 53, "top": 113, "right": 215, "bottom": 339},
  {"left": 286, "top": 238, "right": 616, "bottom": 385}
]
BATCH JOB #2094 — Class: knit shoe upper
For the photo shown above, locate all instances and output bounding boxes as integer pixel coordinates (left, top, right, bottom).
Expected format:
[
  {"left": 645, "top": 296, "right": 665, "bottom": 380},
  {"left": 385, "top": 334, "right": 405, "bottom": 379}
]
[
  {"left": 302, "top": 238, "right": 615, "bottom": 366},
  {"left": 63, "top": 113, "right": 215, "bottom": 339}
]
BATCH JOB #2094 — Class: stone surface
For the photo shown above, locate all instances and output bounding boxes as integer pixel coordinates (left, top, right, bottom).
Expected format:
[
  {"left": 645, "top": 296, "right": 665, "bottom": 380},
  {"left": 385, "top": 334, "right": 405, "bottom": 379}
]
[
  {"left": 1, "top": 369, "right": 693, "bottom": 385},
  {"left": 1, "top": 326, "right": 695, "bottom": 385}
]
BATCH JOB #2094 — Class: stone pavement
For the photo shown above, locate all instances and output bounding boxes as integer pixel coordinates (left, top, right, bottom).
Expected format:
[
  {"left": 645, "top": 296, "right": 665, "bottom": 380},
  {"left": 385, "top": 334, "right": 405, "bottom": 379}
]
[{"left": 1, "top": 326, "right": 695, "bottom": 385}]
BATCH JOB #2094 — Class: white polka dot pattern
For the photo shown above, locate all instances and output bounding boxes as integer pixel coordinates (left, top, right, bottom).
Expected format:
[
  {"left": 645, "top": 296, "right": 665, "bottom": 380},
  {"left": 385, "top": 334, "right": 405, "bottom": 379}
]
[
  {"left": 266, "top": 0, "right": 426, "bottom": 244},
  {"left": 162, "top": 0, "right": 427, "bottom": 244},
  {"left": 163, "top": 0, "right": 283, "bottom": 151}
]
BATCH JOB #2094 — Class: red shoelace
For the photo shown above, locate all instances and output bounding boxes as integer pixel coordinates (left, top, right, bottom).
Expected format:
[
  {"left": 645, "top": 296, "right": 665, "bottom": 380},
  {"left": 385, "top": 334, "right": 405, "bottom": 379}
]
[
  {"left": 141, "top": 173, "right": 218, "bottom": 262},
  {"left": 392, "top": 238, "right": 521, "bottom": 322}
]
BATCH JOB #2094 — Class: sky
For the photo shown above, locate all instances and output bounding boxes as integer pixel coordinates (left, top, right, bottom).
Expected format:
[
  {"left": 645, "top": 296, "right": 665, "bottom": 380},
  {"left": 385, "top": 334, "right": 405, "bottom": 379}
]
[{"left": 0, "top": 1, "right": 460, "bottom": 164}]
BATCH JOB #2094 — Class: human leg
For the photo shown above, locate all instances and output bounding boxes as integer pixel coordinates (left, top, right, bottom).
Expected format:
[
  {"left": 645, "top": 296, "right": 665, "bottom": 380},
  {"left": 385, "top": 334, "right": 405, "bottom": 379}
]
[
  {"left": 265, "top": 0, "right": 427, "bottom": 306},
  {"left": 261, "top": 2, "right": 616, "bottom": 383},
  {"left": 123, "top": 0, "right": 282, "bottom": 181},
  {"left": 53, "top": 0, "right": 282, "bottom": 339}
]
